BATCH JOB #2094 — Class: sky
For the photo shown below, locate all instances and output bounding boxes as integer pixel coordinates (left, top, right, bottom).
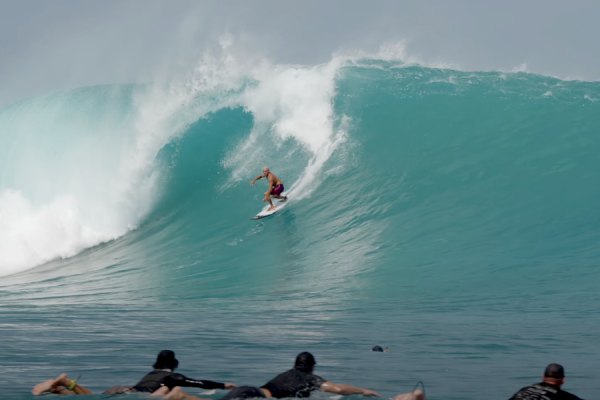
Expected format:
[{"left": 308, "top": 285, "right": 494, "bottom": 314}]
[{"left": 1, "top": 0, "right": 600, "bottom": 107}]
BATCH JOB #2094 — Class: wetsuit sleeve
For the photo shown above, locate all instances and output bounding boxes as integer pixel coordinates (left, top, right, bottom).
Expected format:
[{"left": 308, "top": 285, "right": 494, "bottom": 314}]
[
  {"left": 309, "top": 374, "right": 326, "bottom": 388},
  {"left": 164, "top": 373, "right": 226, "bottom": 390}
]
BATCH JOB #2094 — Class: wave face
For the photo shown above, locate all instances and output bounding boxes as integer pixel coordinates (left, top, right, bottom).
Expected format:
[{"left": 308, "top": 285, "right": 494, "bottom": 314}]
[{"left": 1, "top": 58, "right": 599, "bottom": 399}]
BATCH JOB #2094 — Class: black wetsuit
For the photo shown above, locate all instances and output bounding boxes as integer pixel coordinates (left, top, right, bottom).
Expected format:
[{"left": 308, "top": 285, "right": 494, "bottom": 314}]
[
  {"left": 220, "top": 368, "right": 325, "bottom": 400},
  {"left": 262, "top": 368, "right": 326, "bottom": 398},
  {"left": 221, "top": 386, "right": 266, "bottom": 400},
  {"left": 508, "top": 382, "right": 583, "bottom": 400},
  {"left": 132, "top": 369, "right": 226, "bottom": 393}
]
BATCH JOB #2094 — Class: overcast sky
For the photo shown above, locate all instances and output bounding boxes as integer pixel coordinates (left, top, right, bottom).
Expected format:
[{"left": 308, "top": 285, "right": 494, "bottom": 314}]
[{"left": 1, "top": 0, "right": 599, "bottom": 107}]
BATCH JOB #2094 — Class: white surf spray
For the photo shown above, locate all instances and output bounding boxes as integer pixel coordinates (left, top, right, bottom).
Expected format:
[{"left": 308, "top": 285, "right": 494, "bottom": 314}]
[
  {"left": 222, "top": 54, "right": 350, "bottom": 201},
  {"left": 0, "top": 87, "right": 165, "bottom": 276}
]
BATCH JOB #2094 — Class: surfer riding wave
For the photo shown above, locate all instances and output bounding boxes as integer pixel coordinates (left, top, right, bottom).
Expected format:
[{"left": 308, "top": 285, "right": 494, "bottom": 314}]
[{"left": 251, "top": 166, "right": 287, "bottom": 211}]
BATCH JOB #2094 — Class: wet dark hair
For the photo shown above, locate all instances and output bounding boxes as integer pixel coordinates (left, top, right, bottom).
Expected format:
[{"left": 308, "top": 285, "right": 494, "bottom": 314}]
[
  {"left": 153, "top": 350, "right": 179, "bottom": 370},
  {"left": 294, "top": 352, "right": 316, "bottom": 373},
  {"left": 544, "top": 363, "right": 565, "bottom": 379},
  {"left": 372, "top": 345, "right": 384, "bottom": 352}
]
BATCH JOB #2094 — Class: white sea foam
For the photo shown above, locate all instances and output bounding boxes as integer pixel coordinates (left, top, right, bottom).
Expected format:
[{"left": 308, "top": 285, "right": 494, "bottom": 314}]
[
  {"left": 0, "top": 89, "right": 164, "bottom": 276},
  {"left": 230, "top": 58, "right": 347, "bottom": 200},
  {"left": 0, "top": 189, "right": 117, "bottom": 276},
  {"left": 219, "top": 48, "right": 349, "bottom": 202}
]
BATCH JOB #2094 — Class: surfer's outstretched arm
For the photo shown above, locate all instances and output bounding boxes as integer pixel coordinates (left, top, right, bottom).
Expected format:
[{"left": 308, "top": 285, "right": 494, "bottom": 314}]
[
  {"left": 320, "top": 381, "right": 381, "bottom": 397},
  {"left": 164, "top": 373, "right": 235, "bottom": 390},
  {"left": 251, "top": 175, "right": 263, "bottom": 185}
]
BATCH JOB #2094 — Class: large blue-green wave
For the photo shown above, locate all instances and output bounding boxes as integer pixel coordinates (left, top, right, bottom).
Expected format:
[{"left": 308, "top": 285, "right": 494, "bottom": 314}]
[{"left": 1, "top": 59, "right": 599, "bottom": 399}]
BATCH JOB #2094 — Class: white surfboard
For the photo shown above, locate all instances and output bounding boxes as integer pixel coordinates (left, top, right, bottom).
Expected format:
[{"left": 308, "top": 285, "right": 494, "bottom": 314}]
[{"left": 251, "top": 198, "right": 288, "bottom": 220}]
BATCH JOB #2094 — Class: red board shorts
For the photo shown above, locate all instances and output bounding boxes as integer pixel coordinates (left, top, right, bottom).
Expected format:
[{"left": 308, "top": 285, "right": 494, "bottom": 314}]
[{"left": 270, "top": 184, "right": 284, "bottom": 196}]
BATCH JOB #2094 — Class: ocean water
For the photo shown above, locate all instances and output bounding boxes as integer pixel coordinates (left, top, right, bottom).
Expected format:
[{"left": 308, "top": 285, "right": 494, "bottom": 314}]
[{"left": 1, "top": 56, "right": 599, "bottom": 399}]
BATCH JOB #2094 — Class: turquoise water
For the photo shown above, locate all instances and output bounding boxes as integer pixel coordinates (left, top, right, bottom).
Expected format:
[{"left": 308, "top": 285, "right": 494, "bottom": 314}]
[{"left": 1, "top": 59, "right": 599, "bottom": 399}]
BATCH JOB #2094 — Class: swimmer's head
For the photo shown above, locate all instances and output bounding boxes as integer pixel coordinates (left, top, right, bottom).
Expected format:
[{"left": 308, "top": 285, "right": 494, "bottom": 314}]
[
  {"left": 294, "top": 352, "right": 316, "bottom": 373},
  {"left": 544, "top": 363, "right": 565, "bottom": 379},
  {"left": 372, "top": 345, "right": 384, "bottom": 352},
  {"left": 153, "top": 350, "right": 179, "bottom": 370}
]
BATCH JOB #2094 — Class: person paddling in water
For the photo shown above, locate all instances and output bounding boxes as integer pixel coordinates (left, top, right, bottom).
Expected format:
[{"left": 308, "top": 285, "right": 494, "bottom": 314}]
[{"left": 251, "top": 166, "right": 287, "bottom": 211}]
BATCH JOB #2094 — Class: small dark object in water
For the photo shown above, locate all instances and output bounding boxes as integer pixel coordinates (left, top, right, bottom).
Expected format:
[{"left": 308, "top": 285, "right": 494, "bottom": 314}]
[{"left": 372, "top": 345, "right": 384, "bottom": 352}]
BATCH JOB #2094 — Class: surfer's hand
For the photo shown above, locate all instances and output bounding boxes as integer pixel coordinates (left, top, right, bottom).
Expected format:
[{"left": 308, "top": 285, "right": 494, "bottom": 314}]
[{"left": 224, "top": 383, "right": 237, "bottom": 389}]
